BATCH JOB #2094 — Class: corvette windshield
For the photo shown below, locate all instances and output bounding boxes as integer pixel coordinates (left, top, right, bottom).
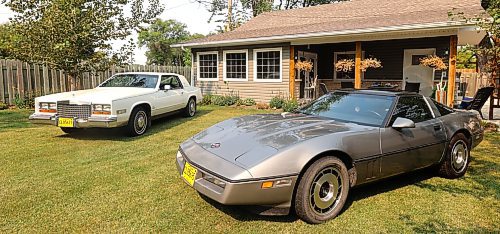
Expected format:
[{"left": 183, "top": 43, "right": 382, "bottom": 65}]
[
  {"left": 299, "top": 92, "right": 394, "bottom": 126},
  {"left": 99, "top": 74, "right": 159, "bottom": 88}
]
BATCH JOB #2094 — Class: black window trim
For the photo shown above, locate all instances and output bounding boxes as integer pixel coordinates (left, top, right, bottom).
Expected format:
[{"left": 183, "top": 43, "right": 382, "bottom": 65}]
[{"left": 384, "top": 94, "right": 435, "bottom": 128}]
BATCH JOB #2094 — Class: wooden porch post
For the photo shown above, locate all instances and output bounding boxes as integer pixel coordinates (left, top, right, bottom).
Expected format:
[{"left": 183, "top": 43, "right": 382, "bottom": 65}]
[
  {"left": 355, "top": 42, "right": 362, "bottom": 89},
  {"left": 447, "top": 35, "right": 458, "bottom": 107},
  {"left": 289, "top": 46, "right": 295, "bottom": 99}
]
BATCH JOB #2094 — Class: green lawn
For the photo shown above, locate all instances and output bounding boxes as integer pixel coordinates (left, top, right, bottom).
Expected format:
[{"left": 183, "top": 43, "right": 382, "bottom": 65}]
[{"left": 0, "top": 106, "right": 498, "bottom": 232}]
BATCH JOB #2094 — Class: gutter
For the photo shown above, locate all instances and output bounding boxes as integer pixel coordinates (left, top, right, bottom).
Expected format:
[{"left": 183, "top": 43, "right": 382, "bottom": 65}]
[{"left": 172, "top": 21, "right": 477, "bottom": 48}]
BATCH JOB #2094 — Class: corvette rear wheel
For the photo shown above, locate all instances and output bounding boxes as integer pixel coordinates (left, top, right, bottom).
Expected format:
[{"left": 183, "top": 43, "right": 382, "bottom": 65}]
[
  {"left": 295, "top": 156, "right": 349, "bottom": 224},
  {"left": 438, "top": 133, "right": 470, "bottom": 178}
]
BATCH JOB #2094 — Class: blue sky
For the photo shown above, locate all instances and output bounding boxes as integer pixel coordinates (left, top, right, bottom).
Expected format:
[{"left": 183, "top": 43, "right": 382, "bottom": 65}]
[{"left": 0, "top": 0, "right": 221, "bottom": 64}]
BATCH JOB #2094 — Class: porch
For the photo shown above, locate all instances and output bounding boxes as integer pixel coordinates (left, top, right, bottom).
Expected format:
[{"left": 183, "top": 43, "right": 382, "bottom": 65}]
[{"left": 289, "top": 35, "right": 469, "bottom": 107}]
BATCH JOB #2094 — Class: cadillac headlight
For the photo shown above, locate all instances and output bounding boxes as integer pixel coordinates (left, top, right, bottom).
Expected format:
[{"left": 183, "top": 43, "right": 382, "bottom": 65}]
[{"left": 92, "top": 104, "right": 111, "bottom": 115}]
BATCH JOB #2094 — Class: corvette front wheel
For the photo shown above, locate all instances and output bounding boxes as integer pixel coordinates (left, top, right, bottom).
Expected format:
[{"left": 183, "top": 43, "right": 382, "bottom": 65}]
[{"left": 295, "top": 156, "right": 349, "bottom": 224}]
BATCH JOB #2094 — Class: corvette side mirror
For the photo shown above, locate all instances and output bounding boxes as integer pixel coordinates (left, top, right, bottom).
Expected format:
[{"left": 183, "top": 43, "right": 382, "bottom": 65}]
[
  {"left": 392, "top": 117, "right": 415, "bottom": 129},
  {"left": 160, "top": 84, "right": 171, "bottom": 91}
]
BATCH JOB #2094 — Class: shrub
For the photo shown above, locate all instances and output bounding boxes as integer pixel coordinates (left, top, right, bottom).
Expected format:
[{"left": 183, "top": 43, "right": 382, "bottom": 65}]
[
  {"left": 0, "top": 102, "right": 8, "bottom": 110},
  {"left": 201, "top": 94, "right": 213, "bottom": 105},
  {"left": 269, "top": 96, "right": 285, "bottom": 109},
  {"left": 240, "top": 98, "right": 256, "bottom": 106},
  {"left": 14, "top": 93, "right": 35, "bottom": 109},
  {"left": 223, "top": 95, "right": 239, "bottom": 106},
  {"left": 208, "top": 94, "right": 240, "bottom": 106},
  {"left": 282, "top": 99, "right": 299, "bottom": 112}
]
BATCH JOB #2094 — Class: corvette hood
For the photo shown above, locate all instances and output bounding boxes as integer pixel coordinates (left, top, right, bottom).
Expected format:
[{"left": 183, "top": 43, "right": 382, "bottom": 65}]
[
  {"left": 192, "top": 113, "right": 367, "bottom": 165},
  {"left": 36, "top": 87, "right": 155, "bottom": 104}
]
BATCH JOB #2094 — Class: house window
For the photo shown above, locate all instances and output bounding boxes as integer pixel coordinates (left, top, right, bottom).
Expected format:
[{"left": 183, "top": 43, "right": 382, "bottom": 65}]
[
  {"left": 197, "top": 52, "right": 218, "bottom": 81},
  {"left": 254, "top": 48, "right": 282, "bottom": 82},
  {"left": 223, "top": 50, "right": 248, "bottom": 81},
  {"left": 334, "top": 51, "right": 364, "bottom": 80}
]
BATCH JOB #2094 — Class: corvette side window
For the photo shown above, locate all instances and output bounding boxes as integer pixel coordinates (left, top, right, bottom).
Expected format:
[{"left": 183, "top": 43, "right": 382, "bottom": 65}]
[{"left": 391, "top": 96, "right": 433, "bottom": 124}]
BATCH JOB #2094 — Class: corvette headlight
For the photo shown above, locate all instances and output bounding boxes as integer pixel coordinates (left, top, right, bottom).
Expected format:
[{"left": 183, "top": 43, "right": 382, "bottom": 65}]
[
  {"left": 92, "top": 104, "right": 111, "bottom": 115},
  {"left": 202, "top": 174, "right": 226, "bottom": 188}
]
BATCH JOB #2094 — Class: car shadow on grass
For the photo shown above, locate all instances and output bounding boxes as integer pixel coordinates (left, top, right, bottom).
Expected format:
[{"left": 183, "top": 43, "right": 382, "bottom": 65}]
[
  {"left": 198, "top": 167, "right": 439, "bottom": 223},
  {"left": 56, "top": 108, "right": 212, "bottom": 141}
]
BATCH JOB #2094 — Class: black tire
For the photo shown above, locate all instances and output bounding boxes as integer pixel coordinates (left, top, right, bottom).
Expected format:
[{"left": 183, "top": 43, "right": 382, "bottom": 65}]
[
  {"left": 60, "top": 127, "right": 82, "bottom": 134},
  {"left": 295, "top": 156, "right": 350, "bottom": 224},
  {"left": 126, "top": 106, "right": 150, "bottom": 137},
  {"left": 438, "top": 133, "right": 471, "bottom": 178},
  {"left": 183, "top": 98, "right": 196, "bottom": 117}
]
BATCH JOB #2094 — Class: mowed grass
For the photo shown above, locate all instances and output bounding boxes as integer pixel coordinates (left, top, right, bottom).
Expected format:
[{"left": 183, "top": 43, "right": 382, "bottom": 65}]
[{"left": 0, "top": 106, "right": 498, "bottom": 232}]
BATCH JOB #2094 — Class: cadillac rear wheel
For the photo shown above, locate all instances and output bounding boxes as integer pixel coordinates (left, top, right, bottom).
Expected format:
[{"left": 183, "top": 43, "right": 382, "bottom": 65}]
[
  {"left": 295, "top": 157, "right": 349, "bottom": 224},
  {"left": 183, "top": 98, "right": 196, "bottom": 117},
  {"left": 127, "top": 107, "right": 150, "bottom": 137},
  {"left": 438, "top": 133, "right": 470, "bottom": 178}
]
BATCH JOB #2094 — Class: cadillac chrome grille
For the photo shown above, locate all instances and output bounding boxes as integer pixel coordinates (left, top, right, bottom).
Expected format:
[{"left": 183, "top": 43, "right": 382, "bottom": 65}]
[{"left": 57, "top": 104, "right": 91, "bottom": 119}]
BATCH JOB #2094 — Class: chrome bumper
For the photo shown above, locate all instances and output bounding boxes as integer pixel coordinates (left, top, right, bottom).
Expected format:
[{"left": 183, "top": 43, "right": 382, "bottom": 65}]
[
  {"left": 176, "top": 145, "right": 297, "bottom": 208},
  {"left": 29, "top": 113, "right": 126, "bottom": 128}
]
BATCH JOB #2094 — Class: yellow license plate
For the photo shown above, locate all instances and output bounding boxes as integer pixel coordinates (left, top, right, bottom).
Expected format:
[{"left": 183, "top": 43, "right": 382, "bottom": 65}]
[
  {"left": 182, "top": 162, "right": 197, "bottom": 186},
  {"left": 58, "top": 118, "right": 74, "bottom": 128}
]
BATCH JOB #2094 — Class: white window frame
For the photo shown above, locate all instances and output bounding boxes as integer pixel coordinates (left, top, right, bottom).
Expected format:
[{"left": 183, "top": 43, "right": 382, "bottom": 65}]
[
  {"left": 253, "top": 47, "right": 283, "bottom": 83},
  {"left": 197, "top": 51, "right": 219, "bottom": 81},
  {"left": 333, "top": 51, "right": 365, "bottom": 81},
  {"left": 223, "top": 49, "right": 249, "bottom": 82}
]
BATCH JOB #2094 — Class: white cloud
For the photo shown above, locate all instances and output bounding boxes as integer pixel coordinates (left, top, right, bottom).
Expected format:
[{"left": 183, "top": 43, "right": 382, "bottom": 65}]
[{"left": 0, "top": 0, "right": 221, "bottom": 65}]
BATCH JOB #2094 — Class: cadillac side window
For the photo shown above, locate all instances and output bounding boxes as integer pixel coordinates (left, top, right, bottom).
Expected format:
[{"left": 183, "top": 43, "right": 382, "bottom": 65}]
[
  {"left": 161, "top": 76, "right": 182, "bottom": 89},
  {"left": 391, "top": 96, "right": 433, "bottom": 124}
]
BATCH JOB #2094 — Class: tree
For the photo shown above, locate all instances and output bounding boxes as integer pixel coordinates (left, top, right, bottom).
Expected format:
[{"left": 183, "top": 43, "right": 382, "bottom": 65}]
[
  {"left": 450, "top": 0, "right": 499, "bottom": 82},
  {"left": 138, "top": 19, "right": 193, "bottom": 66},
  {"left": 2, "top": 0, "right": 164, "bottom": 90},
  {"left": 197, "top": 0, "right": 348, "bottom": 31},
  {"left": 457, "top": 47, "right": 477, "bottom": 69},
  {"left": 0, "top": 23, "right": 13, "bottom": 58}
]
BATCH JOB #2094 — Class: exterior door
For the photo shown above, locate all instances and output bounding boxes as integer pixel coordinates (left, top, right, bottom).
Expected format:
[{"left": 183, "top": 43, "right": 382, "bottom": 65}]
[
  {"left": 297, "top": 51, "right": 318, "bottom": 98},
  {"left": 152, "top": 75, "right": 185, "bottom": 115},
  {"left": 380, "top": 95, "right": 447, "bottom": 177},
  {"left": 403, "top": 49, "right": 436, "bottom": 97}
]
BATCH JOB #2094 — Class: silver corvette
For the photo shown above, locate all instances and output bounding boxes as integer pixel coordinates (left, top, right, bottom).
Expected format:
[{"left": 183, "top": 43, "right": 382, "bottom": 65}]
[{"left": 176, "top": 90, "right": 484, "bottom": 223}]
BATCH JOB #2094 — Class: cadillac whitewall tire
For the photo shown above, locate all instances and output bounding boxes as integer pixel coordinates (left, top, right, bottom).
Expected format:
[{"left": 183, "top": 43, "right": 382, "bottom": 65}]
[
  {"left": 438, "top": 133, "right": 470, "bottom": 179},
  {"left": 127, "top": 107, "right": 150, "bottom": 137},
  {"left": 295, "top": 156, "right": 349, "bottom": 224},
  {"left": 183, "top": 98, "right": 196, "bottom": 117}
]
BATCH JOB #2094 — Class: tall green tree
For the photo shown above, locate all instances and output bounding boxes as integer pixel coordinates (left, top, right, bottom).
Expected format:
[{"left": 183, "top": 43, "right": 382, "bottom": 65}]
[
  {"left": 198, "top": 0, "right": 349, "bottom": 31},
  {"left": 2, "top": 0, "right": 164, "bottom": 90},
  {"left": 0, "top": 23, "right": 13, "bottom": 58},
  {"left": 138, "top": 19, "right": 204, "bottom": 66}
]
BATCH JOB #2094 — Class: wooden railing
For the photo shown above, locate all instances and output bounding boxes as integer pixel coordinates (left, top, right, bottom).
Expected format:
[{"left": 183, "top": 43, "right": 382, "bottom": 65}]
[{"left": 0, "top": 59, "right": 192, "bottom": 105}]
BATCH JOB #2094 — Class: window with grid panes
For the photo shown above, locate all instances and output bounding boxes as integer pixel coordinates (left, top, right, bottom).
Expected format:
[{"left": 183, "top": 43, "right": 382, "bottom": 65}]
[
  {"left": 224, "top": 51, "right": 247, "bottom": 80},
  {"left": 198, "top": 53, "right": 218, "bottom": 80},
  {"left": 255, "top": 50, "right": 281, "bottom": 81}
]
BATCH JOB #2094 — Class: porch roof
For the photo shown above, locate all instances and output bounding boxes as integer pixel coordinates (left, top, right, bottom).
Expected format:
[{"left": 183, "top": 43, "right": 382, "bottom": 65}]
[{"left": 174, "top": 0, "right": 486, "bottom": 48}]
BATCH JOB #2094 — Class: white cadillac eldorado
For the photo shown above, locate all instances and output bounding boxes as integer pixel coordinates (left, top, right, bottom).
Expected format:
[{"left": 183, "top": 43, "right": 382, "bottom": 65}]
[{"left": 29, "top": 72, "right": 202, "bottom": 136}]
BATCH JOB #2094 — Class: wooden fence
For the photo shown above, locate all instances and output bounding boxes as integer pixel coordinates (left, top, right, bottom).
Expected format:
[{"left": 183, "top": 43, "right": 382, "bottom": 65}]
[
  {"left": 457, "top": 69, "right": 491, "bottom": 97},
  {"left": 0, "top": 59, "right": 192, "bottom": 105}
]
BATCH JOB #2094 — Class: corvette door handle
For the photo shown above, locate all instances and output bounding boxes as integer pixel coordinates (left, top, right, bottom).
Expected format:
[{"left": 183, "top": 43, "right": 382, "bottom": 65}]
[{"left": 433, "top": 125, "right": 441, "bottom": 131}]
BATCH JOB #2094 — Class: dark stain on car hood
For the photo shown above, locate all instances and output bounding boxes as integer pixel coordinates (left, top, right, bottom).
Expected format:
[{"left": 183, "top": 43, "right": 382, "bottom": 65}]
[{"left": 192, "top": 113, "right": 365, "bottom": 166}]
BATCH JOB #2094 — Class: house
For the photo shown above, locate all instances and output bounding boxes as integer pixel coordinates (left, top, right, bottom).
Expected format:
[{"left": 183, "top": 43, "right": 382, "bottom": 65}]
[{"left": 173, "top": 0, "right": 487, "bottom": 105}]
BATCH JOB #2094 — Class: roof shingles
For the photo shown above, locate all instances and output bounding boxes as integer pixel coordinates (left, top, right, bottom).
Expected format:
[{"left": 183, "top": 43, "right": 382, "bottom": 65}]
[{"left": 184, "top": 0, "right": 485, "bottom": 45}]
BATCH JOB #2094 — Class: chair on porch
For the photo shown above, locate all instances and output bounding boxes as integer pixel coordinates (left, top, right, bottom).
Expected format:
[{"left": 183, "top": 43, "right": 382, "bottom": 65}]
[
  {"left": 304, "top": 76, "right": 318, "bottom": 99},
  {"left": 404, "top": 82, "right": 420, "bottom": 93},
  {"left": 341, "top": 82, "right": 354, "bottom": 89},
  {"left": 458, "top": 86, "right": 495, "bottom": 119},
  {"left": 319, "top": 83, "right": 329, "bottom": 95}
]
